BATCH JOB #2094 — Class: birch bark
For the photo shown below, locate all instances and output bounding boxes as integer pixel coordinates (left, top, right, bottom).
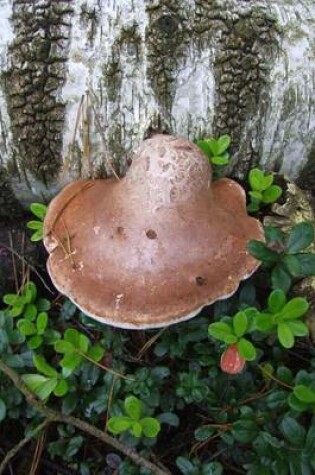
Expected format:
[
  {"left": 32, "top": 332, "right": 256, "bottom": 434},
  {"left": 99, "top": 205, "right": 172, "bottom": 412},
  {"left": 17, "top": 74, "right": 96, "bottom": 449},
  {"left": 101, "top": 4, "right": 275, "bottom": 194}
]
[{"left": 0, "top": 0, "right": 314, "bottom": 216}]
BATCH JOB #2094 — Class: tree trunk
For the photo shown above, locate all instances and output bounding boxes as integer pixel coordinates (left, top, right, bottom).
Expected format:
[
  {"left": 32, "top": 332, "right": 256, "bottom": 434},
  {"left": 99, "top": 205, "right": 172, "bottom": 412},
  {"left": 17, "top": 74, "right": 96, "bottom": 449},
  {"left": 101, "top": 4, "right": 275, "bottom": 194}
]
[{"left": 0, "top": 0, "right": 314, "bottom": 217}]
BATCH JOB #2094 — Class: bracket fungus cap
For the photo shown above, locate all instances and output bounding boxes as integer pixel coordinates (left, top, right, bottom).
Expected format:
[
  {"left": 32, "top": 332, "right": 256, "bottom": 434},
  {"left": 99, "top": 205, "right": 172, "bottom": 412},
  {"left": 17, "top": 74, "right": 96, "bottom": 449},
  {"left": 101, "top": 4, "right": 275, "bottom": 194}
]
[{"left": 43, "top": 134, "right": 264, "bottom": 329}]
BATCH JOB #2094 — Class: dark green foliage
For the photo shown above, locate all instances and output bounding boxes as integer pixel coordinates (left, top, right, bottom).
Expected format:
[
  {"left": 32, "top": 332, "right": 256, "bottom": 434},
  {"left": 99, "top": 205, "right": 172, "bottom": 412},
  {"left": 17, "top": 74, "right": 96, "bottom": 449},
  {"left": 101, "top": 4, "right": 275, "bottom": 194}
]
[
  {"left": 2, "top": 171, "right": 315, "bottom": 474},
  {"left": 248, "top": 222, "right": 315, "bottom": 292}
]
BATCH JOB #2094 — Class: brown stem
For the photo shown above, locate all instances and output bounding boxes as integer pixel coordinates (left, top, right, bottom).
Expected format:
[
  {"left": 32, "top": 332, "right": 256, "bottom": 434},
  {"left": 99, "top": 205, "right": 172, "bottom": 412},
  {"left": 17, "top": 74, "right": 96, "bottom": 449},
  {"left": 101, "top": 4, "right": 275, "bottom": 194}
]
[{"left": 0, "top": 359, "right": 170, "bottom": 475}]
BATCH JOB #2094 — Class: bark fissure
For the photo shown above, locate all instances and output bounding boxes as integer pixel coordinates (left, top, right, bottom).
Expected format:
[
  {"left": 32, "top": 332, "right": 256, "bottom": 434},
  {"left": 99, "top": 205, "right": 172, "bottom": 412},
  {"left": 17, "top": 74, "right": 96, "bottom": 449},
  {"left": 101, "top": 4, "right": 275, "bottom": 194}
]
[{"left": 4, "top": 0, "right": 73, "bottom": 183}]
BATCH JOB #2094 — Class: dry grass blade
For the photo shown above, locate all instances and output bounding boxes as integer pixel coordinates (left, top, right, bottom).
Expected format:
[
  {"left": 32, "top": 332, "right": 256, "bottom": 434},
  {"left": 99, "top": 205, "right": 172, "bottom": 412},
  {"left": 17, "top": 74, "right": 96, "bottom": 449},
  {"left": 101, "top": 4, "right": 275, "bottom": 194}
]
[
  {"left": 45, "top": 181, "right": 95, "bottom": 236},
  {"left": 136, "top": 328, "right": 166, "bottom": 360}
]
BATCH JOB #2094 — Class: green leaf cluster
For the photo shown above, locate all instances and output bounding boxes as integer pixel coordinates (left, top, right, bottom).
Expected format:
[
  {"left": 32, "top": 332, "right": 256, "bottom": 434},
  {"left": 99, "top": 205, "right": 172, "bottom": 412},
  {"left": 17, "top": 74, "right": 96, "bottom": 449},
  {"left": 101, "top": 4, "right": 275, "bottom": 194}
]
[
  {"left": 22, "top": 354, "right": 69, "bottom": 400},
  {"left": 247, "top": 168, "right": 282, "bottom": 212},
  {"left": 107, "top": 396, "right": 161, "bottom": 439},
  {"left": 3, "top": 282, "right": 53, "bottom": 349},
  {"left": 26, "top": 202, "right": 47, "bottom": 241},
  {"left": 55, "top": 328, "right": 105, "bottom": 376},
  {"left": 208, "top": 309, "right": 257, "bottom": 361},
  {"left": 248, "top": 222, "right": 315, "bottom": 292},
  {"left": 255, "top": 290, "right": 309, "bottom": 348},
  {"left": 196, "top": 135, "right": 231, "bottom": 167}
]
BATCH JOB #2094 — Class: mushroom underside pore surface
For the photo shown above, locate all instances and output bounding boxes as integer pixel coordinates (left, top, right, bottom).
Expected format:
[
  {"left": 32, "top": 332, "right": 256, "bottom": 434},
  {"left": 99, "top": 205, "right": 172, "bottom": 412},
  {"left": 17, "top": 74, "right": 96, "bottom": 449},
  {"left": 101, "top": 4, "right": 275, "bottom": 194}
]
[{"left": 43, "top": 135, "right": 264, "bottom": 329}]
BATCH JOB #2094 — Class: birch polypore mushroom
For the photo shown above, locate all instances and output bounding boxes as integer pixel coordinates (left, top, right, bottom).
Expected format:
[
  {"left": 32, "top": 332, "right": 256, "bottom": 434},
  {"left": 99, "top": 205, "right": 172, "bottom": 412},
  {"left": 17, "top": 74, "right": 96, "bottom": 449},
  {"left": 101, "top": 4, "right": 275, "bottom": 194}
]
[{"left": 43, "top": 134, "right": 263, "bottom": 329}]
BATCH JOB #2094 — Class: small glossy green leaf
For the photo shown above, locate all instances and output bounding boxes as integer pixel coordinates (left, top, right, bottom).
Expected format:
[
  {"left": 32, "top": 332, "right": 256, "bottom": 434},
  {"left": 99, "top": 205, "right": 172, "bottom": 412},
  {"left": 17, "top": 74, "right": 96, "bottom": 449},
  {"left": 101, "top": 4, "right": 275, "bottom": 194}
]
[
  {"left": 264, "top": 226, "right": 285, "bottom": 245},
  {"left": 288, "top": 393, "right": 309, "bottom": 412},
  {"left": 140, "top": 417, "right": 161, "bottom": 438},
  {"left": 9, "top": 305, "right": 24, "bottom": 317},
  {"left": 176, "top": 457, "right": 196, "bottom": 475},
  {"left": 36, "top": 298, "right": 51, "bottom": 312},
  {"left": 54, "top": 340, "right": 75, "bottom": 354},
  {"left": 22, "top": 374, "right": 57, "bottom": 400},
  {"left": 60, "top": 353, "right": 82, "bottom": 371},
  {"left": 262, "top": 185, "right": 282, "bottom": 204},
  {"left": 268, "top": 289, "right": 286, "bottom": 313},
  {"left": 254, "top": 312, "right": 275, "bottom": 332},
  {"left": 3, "top": 294, "right": 21, "bottom": 306},
  {"left": 4, "top": 354, "right": 25, "bottom": 368},
  {"left": 64, "top": 328, "right": 89, "bottom": 353},
  {"left": 30, "top": 203, "right": 47, "bottom": 220},
  {"left": 233, "top": 311, "right": 248, "bottom": 337},
  {"left": 247, "top": 202, "right": 260, "bottom": 213},
  {"left": 17, "top": 319, "right": 36, "bottom": 336},
  {"left": 247, "top": 241, "right": 279, "bottom": 264},
  {"left": 26, "top": 220, "right": 43, "bottom": 230},
  {"left": 107, "top": 416, "right": 132, "bottom": 434},
  {"left": 196, "top": 140, "right": 211, "bottom": 158},
  {"left": 305, "top": 423, "right": 315, "bottom": 453},
  {"left": 23, "top": 304, "right": 37, "bottom": 320},
  {"left": 54, "top": 378, "right": 69, "bottom": 397},
  {"left": 277, "top": 322, "right": 294, "bottom": 348},
  {"left": 0, "top": 399, "right": 6, "bottom": 422},
  {"left": 237, "top": 338, "right": 257, "bottom": 361},
  {"left": 293, "top": 385, "right": 315, "bottom": 403},
  {"left": 33, "top": 354, "right": 57, "bottom": 378},
  {"left": 36, "top": 312, "right": 48, "bottom": 335},
  {"left": 281, "top": 416, "right": 306, "bottom": 446},
  {"left": 281, "top": 297, "right": 309, "bottom": 320},
  {"left": 249, "top": 168, "right": 265, "bottom": 191},
  {"left": 31, "top": 229, "right": 44, "bottom": 241},
  {"left": 158, "top": 412, "right": 179, "bottom": 427},
  {"left": 249, "top": 191, "right": 263, "bottom": 201},
  {"left": 232, "top": 419, "right": 259, "bottom": 443},
  {"left": 208, "top": 322, "right": 237, "bottom": 344},
  {"left": 294, "top": 253, "right": 315, "bottom": 276},
  {"left": 282, "top": 254, "right": 301, "bottom": 277},
  {"left": 211, "top": 155, "right": 229, "bottom": 166},
  {"left": 22, "top": 282, "right": 37, "bottom": 303},
  {"left": 27, "top": 335, "right": 43, "bottom": 350},
  {"left": 286, "top": 222, "right": 314, "bottom": 253},
  {"left": 131, "top": 421, "right": 143, "bottom": 438},
  {"left": 194, "top": 425, "right": 215, "bottom": 441},
  {"left": 271, "top": 265, "right": 292, "bottom": 293},
  {"left": 261, "top": 174, "right": 274, "bottom": 190},
  {"left": 208, "top": 135, "right": 231, "bottom": 156},
  {"left": 87, "top": 345, "right": 105, "bottom": 362},
  {"left": 124, "top": 396, "right": 142, "bottom": 420},
  {"left": 287, "top": 321, "right": 309, "bottom": 337}
]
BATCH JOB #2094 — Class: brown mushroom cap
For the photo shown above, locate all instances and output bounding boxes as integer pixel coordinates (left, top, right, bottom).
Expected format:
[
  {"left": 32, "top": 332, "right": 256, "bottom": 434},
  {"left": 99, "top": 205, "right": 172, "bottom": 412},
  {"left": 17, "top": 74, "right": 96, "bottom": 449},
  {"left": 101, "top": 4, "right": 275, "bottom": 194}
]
[{"left": 43, "top": 134, "right": 264, "bottom": 329}]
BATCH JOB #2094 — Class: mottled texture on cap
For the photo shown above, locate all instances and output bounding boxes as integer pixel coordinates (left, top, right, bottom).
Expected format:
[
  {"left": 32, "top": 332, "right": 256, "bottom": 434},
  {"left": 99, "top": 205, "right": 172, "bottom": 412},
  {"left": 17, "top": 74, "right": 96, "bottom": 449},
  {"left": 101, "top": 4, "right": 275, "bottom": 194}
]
[{"left": 43, "top": 135, "right": 264, "bottom": 329}]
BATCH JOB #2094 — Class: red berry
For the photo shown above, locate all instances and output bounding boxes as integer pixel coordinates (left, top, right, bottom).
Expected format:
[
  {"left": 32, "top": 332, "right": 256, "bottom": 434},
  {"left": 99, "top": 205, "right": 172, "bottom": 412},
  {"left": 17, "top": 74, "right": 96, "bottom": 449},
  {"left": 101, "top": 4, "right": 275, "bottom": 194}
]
[{"left": 220, "top": 344, "right": 246, "bottom": 375}]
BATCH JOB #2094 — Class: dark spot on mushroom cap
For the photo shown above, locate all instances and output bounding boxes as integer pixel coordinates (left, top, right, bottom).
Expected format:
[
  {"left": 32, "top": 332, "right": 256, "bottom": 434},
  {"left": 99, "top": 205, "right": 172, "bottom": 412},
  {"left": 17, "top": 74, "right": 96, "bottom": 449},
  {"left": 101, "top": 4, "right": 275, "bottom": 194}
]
[
  {"left": 196, "top": 276, "right": 207, "bottom": 286},
  {"left": 146, "top": 229, "right": 157, "bottom": 240}
]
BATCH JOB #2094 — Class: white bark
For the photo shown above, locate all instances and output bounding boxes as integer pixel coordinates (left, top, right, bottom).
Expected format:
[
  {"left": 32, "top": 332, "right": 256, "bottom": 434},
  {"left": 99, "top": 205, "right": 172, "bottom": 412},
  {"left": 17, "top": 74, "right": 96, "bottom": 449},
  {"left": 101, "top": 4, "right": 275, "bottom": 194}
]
[{"left": 0, "top": 0, "right": 314, "bottom": 212}]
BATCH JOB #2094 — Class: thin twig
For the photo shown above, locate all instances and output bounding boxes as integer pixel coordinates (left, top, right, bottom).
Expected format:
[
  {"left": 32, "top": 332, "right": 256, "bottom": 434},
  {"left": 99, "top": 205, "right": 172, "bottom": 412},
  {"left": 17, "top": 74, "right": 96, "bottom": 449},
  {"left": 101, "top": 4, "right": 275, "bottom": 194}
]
[
  {"left": 136, "top": 328, "right": 166, "bottom": 361},
  {"left": 29, "top": 429, "right": 46, "bottom": 475},
  {"left": 0, "top": 242, "right": 54, "bottom": 294},
  {"left": 0, "top": 419, "right": 50, "bottom": 475},
  {"left": 78, "top": 350, "right": 134, "bottom": 381},
  {"left": 44, "top": 181, "right": 95, "bottom": 237},
  {"left": 0, "top": 359, "right": 170, "bottom": 475}
]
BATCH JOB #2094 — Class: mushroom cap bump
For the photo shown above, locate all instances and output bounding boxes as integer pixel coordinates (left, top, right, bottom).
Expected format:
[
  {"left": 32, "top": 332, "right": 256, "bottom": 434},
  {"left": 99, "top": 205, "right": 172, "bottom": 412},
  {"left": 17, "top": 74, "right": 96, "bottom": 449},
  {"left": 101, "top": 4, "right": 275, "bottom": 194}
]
[{"left": 43, "top": 134, "right": 264, "bottom": 329}]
